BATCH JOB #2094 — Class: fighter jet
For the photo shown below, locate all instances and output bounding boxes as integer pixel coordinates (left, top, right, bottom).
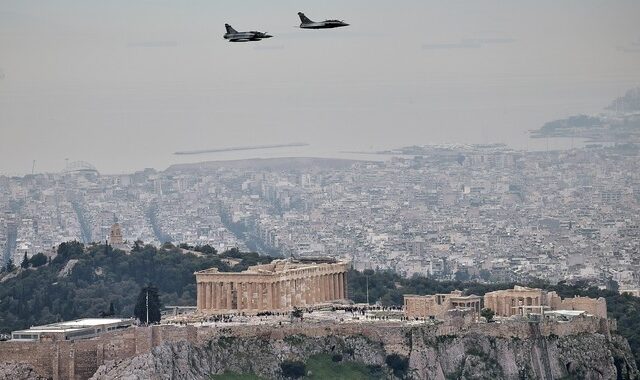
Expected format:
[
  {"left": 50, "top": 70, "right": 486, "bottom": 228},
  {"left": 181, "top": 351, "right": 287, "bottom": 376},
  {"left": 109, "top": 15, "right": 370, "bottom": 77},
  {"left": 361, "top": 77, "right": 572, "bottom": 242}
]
[
  {"left": 223, "top": 24, "right": 272, "bottom": 42},
  {"left": 298, "top": 12, "right": 349, "bottom": 29}
]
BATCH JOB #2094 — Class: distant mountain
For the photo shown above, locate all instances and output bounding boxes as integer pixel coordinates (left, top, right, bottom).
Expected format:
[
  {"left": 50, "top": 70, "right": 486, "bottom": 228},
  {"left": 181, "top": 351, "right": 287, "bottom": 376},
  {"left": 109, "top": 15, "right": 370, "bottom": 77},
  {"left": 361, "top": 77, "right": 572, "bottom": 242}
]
[{"left": 530, "top": 88, "right": 640, "bottom": 142}]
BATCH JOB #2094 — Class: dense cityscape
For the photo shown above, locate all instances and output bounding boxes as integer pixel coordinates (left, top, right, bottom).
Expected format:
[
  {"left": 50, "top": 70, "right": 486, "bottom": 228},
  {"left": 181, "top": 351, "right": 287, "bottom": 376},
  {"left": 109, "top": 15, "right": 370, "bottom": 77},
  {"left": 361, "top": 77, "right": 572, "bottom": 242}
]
[{"left": 2, "top": 143, "right": 638, "bottom": 290}]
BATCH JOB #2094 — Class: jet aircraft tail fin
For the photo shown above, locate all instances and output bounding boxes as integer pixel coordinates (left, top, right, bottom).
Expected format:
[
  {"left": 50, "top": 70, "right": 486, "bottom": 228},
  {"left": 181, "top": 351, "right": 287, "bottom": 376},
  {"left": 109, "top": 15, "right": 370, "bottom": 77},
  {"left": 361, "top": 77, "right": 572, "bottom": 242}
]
[
  {"left": 298, "top": 12, "right": 313, "bottom": 24},
  {"left": 225, "top": 24, "right": 238, "bottom": 34}
]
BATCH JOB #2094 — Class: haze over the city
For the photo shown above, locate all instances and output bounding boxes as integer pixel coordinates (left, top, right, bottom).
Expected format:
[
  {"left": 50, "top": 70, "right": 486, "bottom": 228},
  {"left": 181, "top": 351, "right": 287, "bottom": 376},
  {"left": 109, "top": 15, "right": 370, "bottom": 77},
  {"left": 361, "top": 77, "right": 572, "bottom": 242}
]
[{"left": 1, "top": 0, "right": 639, "bottom": 174}]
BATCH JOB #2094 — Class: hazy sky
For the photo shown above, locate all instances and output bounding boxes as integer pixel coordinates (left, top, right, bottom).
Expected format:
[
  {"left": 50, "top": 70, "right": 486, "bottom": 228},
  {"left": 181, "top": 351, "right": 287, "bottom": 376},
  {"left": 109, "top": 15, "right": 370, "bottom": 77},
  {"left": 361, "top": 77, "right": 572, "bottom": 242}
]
[{"left": 1, "top": 0, "right": 639, "bottom": 174}]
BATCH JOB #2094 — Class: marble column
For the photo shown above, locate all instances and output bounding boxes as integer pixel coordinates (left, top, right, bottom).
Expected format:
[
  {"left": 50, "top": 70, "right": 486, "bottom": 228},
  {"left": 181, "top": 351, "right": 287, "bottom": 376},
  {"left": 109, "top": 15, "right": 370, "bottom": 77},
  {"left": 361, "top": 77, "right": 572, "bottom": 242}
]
[
  {"left": 329, "top": 274, "right": 335, "bottom": 300},
  {"left": 275, "top": 281, "right": 282, "bottom": 309},
  {"left": 205, "top": 282, "right": 212, "bottom": 309},
  {"left": 215, "top": 282, "right": 222, "bottom": 310},
  {"left": 290, "top": 279, "right": 293, "bottom": 307},
  {"left": 313, "top": 276, "right": 317, "bottom": 303},
  {"left": 197, "top": 283, "right": 203, "bottom": 309},
  {"left": 234, "top": 283, "right": 240, "bottom": 310},
  {"left": 286, "top": 280, "right": 292, "bottom": 308},
  {"left": 266, "top": 282, "right": 272, "bottom": 309},
  {"left": 344, "top": 272, "right": 348, "bottom": 299},
  {"left": 327, "top": 273, "right": 336, "bottom": 301},
  {"left": 249, "top": 282, "right": 259, "bottom": 310},
  {"left": 247, "top": 282, "right": 252, "bottom": 309},
  {"left": 226, "top": 282, "right": 233, "bottom": 310},
  {"left": 238, "top": 283, "right": 245, "bottom": 310},
  {"left": 331, "top": 273, "right": 336, "bottom": 300},
  {"left": 293, "top": 278, "right": 299, "bottom": 306},
  {"left": 298, "top": 278, "right": 304, "bottom": 306},
  {"left": 211, "top": 282, "right": 217, "bottom": 310},
  {"left": 302, "top": 277, "right": 313, "bottom": 305},
  {"left": 256, "top": 283, "right": 263, "bottom": 310},
  {"left": 211, "top": 282, "right": 216, "bottom": 309},
  {"left": 325, "top": 274, "right": 330, "bottom": 301},
  {"left": 244, "top": 282, "right": 249, "bottom": 310}
]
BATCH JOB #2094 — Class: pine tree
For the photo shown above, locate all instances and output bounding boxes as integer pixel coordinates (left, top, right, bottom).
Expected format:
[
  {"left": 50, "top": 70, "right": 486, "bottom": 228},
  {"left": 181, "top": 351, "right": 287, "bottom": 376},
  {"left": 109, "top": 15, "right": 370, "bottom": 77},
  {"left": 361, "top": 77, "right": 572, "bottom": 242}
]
[
  {"left": 134, "top": 285, "right": 161, "bottom": 324},
  {"left": 29, "top": 252, "right": 48, "bottom": 267},
  {"left": 20, "top": 253, "right": 29, "bottom": 269},
  {"left": 4, "top": 258, "right": 15, "bottom": 272}
]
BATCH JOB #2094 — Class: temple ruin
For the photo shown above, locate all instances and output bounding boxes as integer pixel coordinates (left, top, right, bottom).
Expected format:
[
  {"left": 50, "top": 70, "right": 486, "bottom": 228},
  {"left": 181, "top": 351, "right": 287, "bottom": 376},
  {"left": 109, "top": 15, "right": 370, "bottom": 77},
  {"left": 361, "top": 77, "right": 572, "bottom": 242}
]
[
  {"left": 195, "top": 258, "right": 349, "bottom": 313},
  {"left": 404, "top": 291, "right": 482, "bottom": 320},
  {"left": 484, "top": 285, "right": 607, "bottom": 318}
]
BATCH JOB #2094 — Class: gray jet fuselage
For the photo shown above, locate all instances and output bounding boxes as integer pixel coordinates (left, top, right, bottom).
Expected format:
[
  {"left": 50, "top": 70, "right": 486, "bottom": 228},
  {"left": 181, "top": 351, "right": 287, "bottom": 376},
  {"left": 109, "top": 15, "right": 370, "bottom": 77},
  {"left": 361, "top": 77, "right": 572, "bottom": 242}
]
[
  {"left": 298, "top": 12, "right": 349, "bottom": 29},
  {"left": 223, "top": 24, "right": 272, "bottom": 42}
]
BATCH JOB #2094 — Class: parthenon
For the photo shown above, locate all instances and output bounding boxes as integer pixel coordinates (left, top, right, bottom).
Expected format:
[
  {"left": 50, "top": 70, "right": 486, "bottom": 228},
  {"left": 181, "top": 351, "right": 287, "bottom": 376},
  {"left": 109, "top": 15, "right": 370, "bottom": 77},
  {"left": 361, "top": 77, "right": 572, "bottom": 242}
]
[{"left": 195, "top": 259, "right": 349, "bottom": 313}]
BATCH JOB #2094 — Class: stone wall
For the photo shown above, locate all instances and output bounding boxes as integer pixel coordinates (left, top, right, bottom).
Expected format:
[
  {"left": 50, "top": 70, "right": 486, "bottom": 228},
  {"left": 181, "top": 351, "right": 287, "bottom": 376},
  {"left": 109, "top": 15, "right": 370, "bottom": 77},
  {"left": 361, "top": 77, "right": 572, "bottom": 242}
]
[
  {"left": 0, "top": 316, "right": 608, "bottom": 380},
  {"left": 404, "top": 292, "right": 481, "bottom": 320},
  {"left": 0, "top": 325, "right": 196, "bottom": 380},
  {"left": 195, "top": 315, "right": 607, "bottom": 350},
  {"left": 484, "top": 286, "right": 607, "bottom": 319},
  {"left": 559, "top": 296, "right": 608, "bottom": 319}
]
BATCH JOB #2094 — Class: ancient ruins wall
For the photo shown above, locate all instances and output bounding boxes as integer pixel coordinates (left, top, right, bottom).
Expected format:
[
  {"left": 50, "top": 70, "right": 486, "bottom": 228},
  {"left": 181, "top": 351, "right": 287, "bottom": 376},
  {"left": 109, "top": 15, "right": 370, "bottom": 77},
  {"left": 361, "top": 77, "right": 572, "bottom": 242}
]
[
  {"left": 0, "top": 341, "right": 54, "bottom": 378},
  {"left": 0, "top": 325, "right": 196, "bottom": 380},
  {"left": 559, "top": 296, "right": 607, "bottom": 318},
  {"left": 0, "top": 316, "right": 607, "bottom": 380}
]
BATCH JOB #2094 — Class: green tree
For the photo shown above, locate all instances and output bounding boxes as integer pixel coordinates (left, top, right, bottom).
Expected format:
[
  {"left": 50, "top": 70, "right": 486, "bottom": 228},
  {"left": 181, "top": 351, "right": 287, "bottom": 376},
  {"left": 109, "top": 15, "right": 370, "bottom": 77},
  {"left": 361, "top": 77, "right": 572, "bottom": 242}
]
[
  {"left": 455, "top": 269, "right": 470, "bottom": 282},
  {"left": 53, "top": 241, "right": 84, "bottom": 264},
  {"left": 280, "top": 360, "right": 306, "bottom": 379},
  {"left": 195, "top": 244, "right": 217, "bottom": 255},
  {"left": 481, "top": 308, "right": 495, "bottom": 322},
  {"left": 29, "top": 253, "right": 48, "bottom": 267},
  {"left": 4, "top": 258, "right": 15, "bottom": 272},
  {"left": 100, "top": 302, "right": 116, "bottom": 317},
  {"left": 385, "top": 354, "right": 409, "bottom": 378},
  {"left": 134, "top": 285, "right": 162, "bottom": 324},
  {"left": 606, "top": 278, "right": 620, "bottom": 293},
  {"left": 20, "top": 253, "right": 29, "bottom": 269}
]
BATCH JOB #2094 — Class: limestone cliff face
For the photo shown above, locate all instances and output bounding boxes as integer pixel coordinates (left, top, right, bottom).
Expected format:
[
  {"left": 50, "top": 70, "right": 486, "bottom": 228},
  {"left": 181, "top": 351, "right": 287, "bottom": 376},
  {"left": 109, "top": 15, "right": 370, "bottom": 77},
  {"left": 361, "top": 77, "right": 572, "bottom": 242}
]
[
  {"left": 408, "top": 331, "right": 638, "bottom": 379},
  {"left": 0, "top": 362, "right": 47, "bottom": 380},
  {"left": 91, "top": 329, "right": 639, "bottom": 380}
]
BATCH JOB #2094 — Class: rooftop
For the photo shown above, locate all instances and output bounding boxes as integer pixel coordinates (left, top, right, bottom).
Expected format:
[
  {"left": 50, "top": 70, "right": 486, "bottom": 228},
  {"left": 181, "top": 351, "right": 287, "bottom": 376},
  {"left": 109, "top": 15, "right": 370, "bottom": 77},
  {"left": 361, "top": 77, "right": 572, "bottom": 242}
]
[
  {"left": 12, "top": 318, "right": 134, "bottom": 335},
  {"left": 195, "top": 258, "right": 348, "bottom": 277}
]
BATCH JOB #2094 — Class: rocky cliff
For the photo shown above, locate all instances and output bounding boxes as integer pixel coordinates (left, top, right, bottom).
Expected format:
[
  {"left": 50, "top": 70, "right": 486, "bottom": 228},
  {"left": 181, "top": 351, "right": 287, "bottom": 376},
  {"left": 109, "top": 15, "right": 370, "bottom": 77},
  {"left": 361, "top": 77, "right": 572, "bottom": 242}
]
[
  {"left": 0, "top": 362, "right": 47, "bottom": 380},
  {"left": 91, "top": 326, "right": 639, "bottom": 380}
]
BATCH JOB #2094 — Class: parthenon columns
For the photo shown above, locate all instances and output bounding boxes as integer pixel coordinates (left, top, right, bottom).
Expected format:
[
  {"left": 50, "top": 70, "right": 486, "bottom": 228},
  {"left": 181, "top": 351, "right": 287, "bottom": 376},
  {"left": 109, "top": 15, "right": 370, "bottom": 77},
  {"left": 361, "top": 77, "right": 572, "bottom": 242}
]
[{"left": 195, "top": 259, "right": 349, "bottom": 314}]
